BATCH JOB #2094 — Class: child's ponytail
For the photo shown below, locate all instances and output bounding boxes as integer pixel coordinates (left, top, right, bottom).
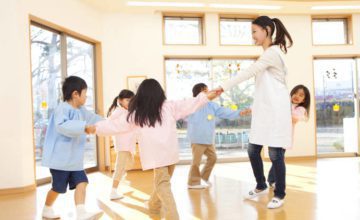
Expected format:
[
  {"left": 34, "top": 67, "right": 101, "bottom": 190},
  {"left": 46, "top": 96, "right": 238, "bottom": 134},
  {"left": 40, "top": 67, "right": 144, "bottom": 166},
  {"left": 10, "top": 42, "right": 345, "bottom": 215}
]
[
  {"left": 107, "top": 89, "right": 135, "bottom": 117},
  {"left": 107, "top": 96, "right": 119, "bottom": 117}
]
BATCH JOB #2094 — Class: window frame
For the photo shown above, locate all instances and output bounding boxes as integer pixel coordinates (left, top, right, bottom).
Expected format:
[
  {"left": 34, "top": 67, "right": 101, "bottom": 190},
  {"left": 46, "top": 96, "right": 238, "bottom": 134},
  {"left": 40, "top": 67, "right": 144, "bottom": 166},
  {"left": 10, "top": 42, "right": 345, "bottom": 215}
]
[
  {"left": 311, "top": 15, "right": 353, "bottom": 46},
  {"left": 163, "top": 56, "right": 258, "bottom": 162},
  {"left": 162, "top": 13, "right": 205, "bottom": 45},
  {"left": 218, "top": 15, "right": 256, "bottom": 46}
]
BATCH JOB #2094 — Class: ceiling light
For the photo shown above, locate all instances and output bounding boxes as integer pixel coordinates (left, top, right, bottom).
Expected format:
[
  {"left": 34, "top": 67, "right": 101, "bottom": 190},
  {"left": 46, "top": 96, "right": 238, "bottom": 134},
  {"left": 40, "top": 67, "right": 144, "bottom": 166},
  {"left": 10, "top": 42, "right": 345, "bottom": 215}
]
[
  {"left": 209, "top": 4, "right": 282, "bottom": 10},
  {"left": 312, "top": 5, "right": 360, "bottom": 10},
  {"left": 127, "top": 1, "right": 205, "bottom": 7}
]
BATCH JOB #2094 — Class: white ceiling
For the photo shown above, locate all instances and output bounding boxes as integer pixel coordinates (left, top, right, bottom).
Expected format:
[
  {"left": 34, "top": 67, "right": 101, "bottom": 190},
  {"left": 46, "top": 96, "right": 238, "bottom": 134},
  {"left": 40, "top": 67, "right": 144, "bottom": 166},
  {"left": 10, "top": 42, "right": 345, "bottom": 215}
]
[{"left": 81, "top": 0, "right": 360, "bottom": 14}]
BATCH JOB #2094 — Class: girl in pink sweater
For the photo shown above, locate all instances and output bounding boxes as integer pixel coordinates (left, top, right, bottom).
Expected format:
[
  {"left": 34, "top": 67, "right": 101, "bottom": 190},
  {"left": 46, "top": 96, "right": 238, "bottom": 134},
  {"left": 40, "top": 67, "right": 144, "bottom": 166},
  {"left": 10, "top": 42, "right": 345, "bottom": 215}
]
[
  {"left": 268, "top": 84, "right": 311, "bottom": 187},
  {"left": 106, "top": 89, "right": 136, "bottom": 200},
  {"left": 95, "top": 79, "right": 218, "bottom": 219}
]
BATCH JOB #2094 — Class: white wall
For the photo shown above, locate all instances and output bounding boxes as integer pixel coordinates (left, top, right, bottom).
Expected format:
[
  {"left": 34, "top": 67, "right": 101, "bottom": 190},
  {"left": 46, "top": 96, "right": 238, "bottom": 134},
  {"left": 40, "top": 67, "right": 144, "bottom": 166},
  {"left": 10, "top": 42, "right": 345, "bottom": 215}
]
[
  {"left": 101, "top": 13, "right": 360, "bottom": 158},
  {"left": 0, "top": 0, "right": 103, "bottom": 189}
]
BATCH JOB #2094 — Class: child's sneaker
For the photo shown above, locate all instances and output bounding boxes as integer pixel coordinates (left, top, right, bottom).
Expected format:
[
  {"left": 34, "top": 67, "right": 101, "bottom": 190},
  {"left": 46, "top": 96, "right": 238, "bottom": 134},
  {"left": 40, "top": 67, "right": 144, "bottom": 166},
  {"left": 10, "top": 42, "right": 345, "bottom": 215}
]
[
  {"left": 42, "top": 206, "right": 61, "bottom": 219},
  {"left": 109, "top": 191, "right": 124, "bottom": 200},
  {"left": 244, "top": 188, "right": 268, "bottom": 200},
  {"left": 267, "top": 197, "right": 284, "bottom": 209},
  {"left": 203, "top": 180, "right": 212, "bottom": 187},
  {"left": 77, "top": 210, "right": 103, "bottom": 220}
]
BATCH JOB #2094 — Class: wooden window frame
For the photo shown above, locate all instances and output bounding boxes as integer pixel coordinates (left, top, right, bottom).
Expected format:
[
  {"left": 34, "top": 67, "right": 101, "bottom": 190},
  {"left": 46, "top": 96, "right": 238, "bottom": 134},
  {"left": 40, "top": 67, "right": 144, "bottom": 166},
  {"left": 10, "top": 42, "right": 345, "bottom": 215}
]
[
  {"left": 162, "top": 13, "right": 205, "bottom": 46},
  {"left": 218, "top": 14, "right": 258, "bottom": 46},
  {"left": 311, "top": 15, "right": 353, "bottom": 46}
]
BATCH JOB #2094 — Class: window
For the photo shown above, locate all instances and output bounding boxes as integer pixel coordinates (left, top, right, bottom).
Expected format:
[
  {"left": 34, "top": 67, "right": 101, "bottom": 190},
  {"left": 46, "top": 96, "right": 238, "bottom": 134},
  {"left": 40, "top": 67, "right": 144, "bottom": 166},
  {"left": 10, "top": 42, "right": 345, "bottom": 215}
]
[
  {"left": 164, "top": 16, "right": 203, "bottom": 45},
  {"left": 220, "top": 18, "right": 253, "bottom": 45},
  {"left": 31, "top": 23, "right": 98, "bottom": 180},
  {"left": 313, "top": 58, "right": 358, "bottom": 154},
  {"left": 67, "top": 36, "right": 97, "bottom": 168},
  {"left": 312, "top": 18, "right": 350, "bottom": 45},
  {"left": 165, "top": 58, "right": 255, "bottom": 159}
]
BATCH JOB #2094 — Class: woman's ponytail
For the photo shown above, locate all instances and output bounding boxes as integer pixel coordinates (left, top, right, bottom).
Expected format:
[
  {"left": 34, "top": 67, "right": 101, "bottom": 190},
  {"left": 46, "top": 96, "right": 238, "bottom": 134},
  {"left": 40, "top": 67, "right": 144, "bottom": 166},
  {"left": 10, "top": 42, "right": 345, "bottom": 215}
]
[
  {"left": 252, "top": 16, "right": 293, "bottom": 53},
  {"left": 272, "top": 18, "right": 293, "bottom": 53}
]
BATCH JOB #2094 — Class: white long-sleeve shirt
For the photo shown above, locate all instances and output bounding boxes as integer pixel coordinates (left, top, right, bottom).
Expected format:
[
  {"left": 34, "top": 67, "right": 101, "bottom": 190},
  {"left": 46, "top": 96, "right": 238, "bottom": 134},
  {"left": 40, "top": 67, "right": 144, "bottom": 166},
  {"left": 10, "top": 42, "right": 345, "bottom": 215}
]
[{"left": 221, "top": 45, "right": 292, "bottom": 148}]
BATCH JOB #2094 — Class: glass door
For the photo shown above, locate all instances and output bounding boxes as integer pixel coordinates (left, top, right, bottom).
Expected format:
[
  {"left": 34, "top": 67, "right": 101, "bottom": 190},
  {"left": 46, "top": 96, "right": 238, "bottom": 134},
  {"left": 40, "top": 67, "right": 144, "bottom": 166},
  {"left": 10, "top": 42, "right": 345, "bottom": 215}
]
[
  {"left": 313, "top": 58, "right": 358, "bottom": 154},
  {"left": 30, "top": 24, "right": 99, "bottom": 182},
  {"left": 31, "top": 25, "right": 62, "bottom": 179},
  {"left": 66, "top": 36, "right": 97, "bottom": 169}
]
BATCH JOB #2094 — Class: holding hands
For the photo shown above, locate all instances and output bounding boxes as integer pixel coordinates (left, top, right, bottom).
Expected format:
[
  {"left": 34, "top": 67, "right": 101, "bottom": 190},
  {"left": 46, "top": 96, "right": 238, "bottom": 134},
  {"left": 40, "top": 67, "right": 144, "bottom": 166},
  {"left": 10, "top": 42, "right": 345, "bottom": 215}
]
[
  {"left": 85, "top": 125, "right": 96, "bottom": 134},
  {"left": 206, "top": 87, "right": 225, "bottom": 100},
  {"left": 206, "top": 86, "right": 251, "bottom": 117},
  {"left": 213, "top": 87, "right": 224, "bottom": 96}
]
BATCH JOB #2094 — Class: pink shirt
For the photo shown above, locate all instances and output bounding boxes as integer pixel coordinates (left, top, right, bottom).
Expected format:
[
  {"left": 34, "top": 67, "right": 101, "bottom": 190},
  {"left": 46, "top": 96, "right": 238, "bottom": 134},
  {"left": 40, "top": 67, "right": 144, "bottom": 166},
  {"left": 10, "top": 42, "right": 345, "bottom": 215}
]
[
  {"left": 96, "top": 93, "right": 209, "bottom": 170},
  {"left": 108, "top": 107, "right": 136, "bottom": 153},
  {"left": 292, "top": 104, "right": 307, "bottom": 123},
  {"left": 288, "top": 104, "right": 308, "bottom": 149}
]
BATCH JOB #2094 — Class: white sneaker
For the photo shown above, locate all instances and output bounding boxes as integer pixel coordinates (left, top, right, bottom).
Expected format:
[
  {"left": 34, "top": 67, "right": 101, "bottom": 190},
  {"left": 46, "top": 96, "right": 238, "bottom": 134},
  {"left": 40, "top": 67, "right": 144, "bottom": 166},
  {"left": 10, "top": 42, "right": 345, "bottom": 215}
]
[
  {"left": 203, "top": 180, "right": 212, "bottom": 187},
  {"left": 42, "top": 206, "right": 61, "bottom": 219},
  {"left": 77, "top": 210, "right": 103, "bottom": 220},
  {"left": 267, "top": 197, "right": 284, "bottom": 209},
  {"left": 110, "top": 191, "right": 124, "bottom": 200},
  {"left": 188, "top": 184, "right": 208, "bottom": 189},
  {"left": 244, "top": 188, "right": 268, "bottom": 200}
]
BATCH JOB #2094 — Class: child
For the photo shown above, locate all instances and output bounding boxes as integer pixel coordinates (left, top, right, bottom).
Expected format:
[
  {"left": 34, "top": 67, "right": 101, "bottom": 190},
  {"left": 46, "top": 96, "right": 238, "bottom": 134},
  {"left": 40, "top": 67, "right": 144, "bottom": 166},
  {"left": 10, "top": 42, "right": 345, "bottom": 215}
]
[
  {"left": 216, "top": 16, "right": 293, "bottom": 209},
  {"left": 41, "top": 76, "right": 104, "bottom": 219},
  {"left": 187, "top": 83, "right": 250, "bottom": 189},
  {"left": 268, "top": 84, "right": 311, "bottom": 187},
  {"left": 106, "top": 89, "right": 136, "bottom": 200},
  {"left": 95, "top": 79, "right": 219, "bottom": 220}
]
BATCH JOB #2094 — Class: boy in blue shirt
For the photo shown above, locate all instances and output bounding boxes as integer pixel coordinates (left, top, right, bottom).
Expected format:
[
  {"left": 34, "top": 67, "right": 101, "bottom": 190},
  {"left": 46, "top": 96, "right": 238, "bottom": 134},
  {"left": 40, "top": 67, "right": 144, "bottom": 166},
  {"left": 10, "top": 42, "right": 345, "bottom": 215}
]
[
  {"left": 41, "top": 76, "right": 103, "bottom": 219},
  {"left": 187, "top": 83, "right": 250, "bottom": 189}
]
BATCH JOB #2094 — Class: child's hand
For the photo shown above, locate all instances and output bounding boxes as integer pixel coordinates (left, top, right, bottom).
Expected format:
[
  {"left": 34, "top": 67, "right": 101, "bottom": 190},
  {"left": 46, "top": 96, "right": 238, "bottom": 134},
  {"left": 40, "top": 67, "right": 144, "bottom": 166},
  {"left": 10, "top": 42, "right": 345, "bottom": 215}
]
[
  {"left": 85, "top": 125, "right": 96, "bottom": 134},
  {"left": 213, "top": 87, "right": 224, "bottom": 95},
  {"left": 292, "top": 116, "right": 299, "bottom": 124},
  {"left": 240, "top": 108, "right": 252, "bottom": 116},
  {"left": 206, "top": 90, "right": 220, "bottom": 100}
]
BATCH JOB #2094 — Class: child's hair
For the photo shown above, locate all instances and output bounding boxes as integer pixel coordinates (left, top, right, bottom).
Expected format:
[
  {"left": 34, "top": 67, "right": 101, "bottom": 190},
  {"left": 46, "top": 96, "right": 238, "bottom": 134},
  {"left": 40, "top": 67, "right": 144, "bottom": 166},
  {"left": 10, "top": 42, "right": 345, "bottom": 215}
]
[
  {"left": 192, "top": 83, "right": 208, "bottom": 97},
  {"left": 127, "top": 79, "right": 166, "bottom": 127},
  {"left": 291, "top": 84, "right": 311, "bottom": 116},
  {"left": 252, "top": 16, "right": 293, "bottom": 54},
  {"left": 62, "top": 76, "right": 87, "bottom": 101},
  {"left": 107, "top": 89, "right": 135, "bottom": 117}
]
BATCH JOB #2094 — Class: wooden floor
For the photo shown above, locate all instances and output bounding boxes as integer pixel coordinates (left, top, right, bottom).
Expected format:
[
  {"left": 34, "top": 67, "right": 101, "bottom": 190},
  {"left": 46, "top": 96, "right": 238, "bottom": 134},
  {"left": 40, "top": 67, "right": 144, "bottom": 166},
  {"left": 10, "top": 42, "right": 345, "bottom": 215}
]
[{"left": 1, "top": 157, "right": 360, "bottom": 220}]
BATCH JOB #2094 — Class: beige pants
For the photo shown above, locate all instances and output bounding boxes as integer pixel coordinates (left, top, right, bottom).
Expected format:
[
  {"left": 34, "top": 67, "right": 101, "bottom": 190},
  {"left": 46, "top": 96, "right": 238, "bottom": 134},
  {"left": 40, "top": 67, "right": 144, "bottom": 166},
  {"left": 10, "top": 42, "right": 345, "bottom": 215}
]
[
  {"left": 188, "top": 144, "right": 217, "bottom": 186},
  {"left": 113, "top": 151, "right": 134, "bottom": 182},
  {"left": 148, "top": 165, "right": 179, "bottom": 220}
]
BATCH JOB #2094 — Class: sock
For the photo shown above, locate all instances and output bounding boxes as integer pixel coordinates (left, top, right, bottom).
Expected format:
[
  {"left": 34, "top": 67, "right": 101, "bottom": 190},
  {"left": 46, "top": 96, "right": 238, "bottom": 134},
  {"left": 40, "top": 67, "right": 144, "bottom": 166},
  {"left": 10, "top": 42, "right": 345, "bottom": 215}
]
[
  {"left": 76, "top": 204, "right": 86, "bottom": 214},
  {"left": 43, "top": 205, "right": 52, "bottom": 211},
  {"left": 111, "top": 188, "right": 117, "bottom": 194}
]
